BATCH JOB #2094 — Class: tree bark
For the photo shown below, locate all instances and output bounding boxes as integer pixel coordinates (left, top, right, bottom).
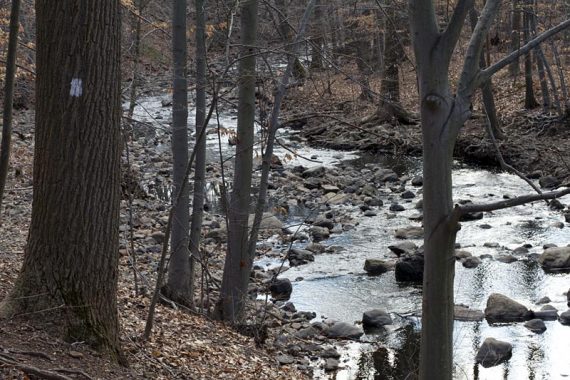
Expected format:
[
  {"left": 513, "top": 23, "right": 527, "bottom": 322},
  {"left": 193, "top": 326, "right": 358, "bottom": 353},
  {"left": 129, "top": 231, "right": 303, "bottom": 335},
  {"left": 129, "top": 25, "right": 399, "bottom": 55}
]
[
  {"left": 310, "top": 0, "right": 324, "bottom": 69},
  {"left": 380, "top": 4, "right": 403, "bottom": 103},
  {"left": 469, "top": 8, "right": 504, "bottom": 140},
  {"left": 0, "top": 0, "right": 21, "bottom": 208},
  {"left": 127, "top": 0, "right": 144, "bottom": 119},
  {"left": 190, "top": 0, "right": 207, "bottom": 300},
  {"left": 409, "top": 0, "right": 491, "bottom": 378},
  {"left": 163, "top": 0, "right": 193, "bottom": 306},
  {"left": 523, "top": 10, "right": 538, "bottom": 109},
  {"left": 0, "top": 0, "right": 123, "bottom": 360},
  {"left": 215, "top": 0, "right": 259, "bottom": 322},
  {"left": 509, "top": 0, "right": 521, "bottom": 77}
]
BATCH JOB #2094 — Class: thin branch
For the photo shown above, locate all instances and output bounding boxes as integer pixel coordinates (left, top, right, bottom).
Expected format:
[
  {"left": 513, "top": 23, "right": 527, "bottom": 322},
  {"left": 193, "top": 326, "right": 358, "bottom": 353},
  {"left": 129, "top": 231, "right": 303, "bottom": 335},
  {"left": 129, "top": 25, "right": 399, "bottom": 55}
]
[
  {"left": 484, "top": 117, "right": 543, "bottom": 198},
  {"left": 453, "top": 187, "right": 570, "bottom": 216},
  {"left": 480, "top": 18, "right": 570, "bottom": 83},
  {"left": 120, "top": 3, "right": 171, "bottom": 38},
  {"left": 457, "top": 0, "right": 501, "bottom": 99}
]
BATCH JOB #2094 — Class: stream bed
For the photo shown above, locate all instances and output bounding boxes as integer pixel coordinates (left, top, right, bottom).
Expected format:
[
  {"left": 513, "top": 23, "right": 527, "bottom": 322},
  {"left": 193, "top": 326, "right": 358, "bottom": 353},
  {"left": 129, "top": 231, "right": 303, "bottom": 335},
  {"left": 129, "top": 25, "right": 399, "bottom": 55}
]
[
  {"left": 281, "top": 159, "right": 570, "bottom": 380},
  {"left": 129, "top": 95, "right": 570, "bottom": 380}
]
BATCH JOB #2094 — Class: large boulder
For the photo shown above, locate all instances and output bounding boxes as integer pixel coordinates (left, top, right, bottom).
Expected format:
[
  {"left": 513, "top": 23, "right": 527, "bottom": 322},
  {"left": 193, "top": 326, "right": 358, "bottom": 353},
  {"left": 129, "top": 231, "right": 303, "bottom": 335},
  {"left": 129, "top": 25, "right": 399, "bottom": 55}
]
[
  {"left": 485, "top": 293, "right": 532, "bottom": 322},
  {"left": 538, "top": 247, "right": 570, "bottom": 271},
  {"left": 362, "top": 309, "right": 393, "bottom": 328},
  {"left": 395, "top": 254, "right": 424, "bottom": 282},
  {"left": 475, "top": 338, "right": 513, "bottom": 368},
  {"left": 269, "top": 278, "right": 292, "bottom": 301},
  {"left": 288, "top": 248, "right": 315, "bottom": 267},
  {"left": 364, "top": 259, "right": 392, "bottom": 275},
  {"left": 326, "top": 322, "right": 363, "bottom": 340}
]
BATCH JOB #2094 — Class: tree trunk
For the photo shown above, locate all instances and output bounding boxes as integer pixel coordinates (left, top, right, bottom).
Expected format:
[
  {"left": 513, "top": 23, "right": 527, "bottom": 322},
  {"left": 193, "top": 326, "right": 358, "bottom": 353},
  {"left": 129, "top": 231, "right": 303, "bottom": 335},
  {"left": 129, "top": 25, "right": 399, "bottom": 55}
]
[
  {"left": 0, "top": 0, "right": 21, "bottom": 208},
  {"left": 509, "top": 0, "right": 521, "bottom": 77},
  {"left": 163, "top": 0, "right": 192, "bottom": 306},
  {"left": 535, "top": 48, "right": 551, "bottom": 110},
  {"left": 550, "top": 41, "right": 569, "bottom": 113},
  {"left": 310, "top": 0, "right": 323, "bottom": 69},
  {"left": 127, "top": 0, "right": 144, "bottom": 119},
  {"left": 190, "top": 0, "right": 207, "bottom": 304},
  {"left": 215, "top": 0, "right": 258, "bottom": 322},
  {"left": 469, "top": 9, "right": 504, "bottom": 140},
  {"left": 380, "top": 5, "right": 402, "bottom": 103},
  {"left": 523, "top": 11, "right": 538, "bottom": 109},
  {"left": 0, "top": 0, "right": 123, "bottom": 359},
  {"left": 409, "top": 2, "right": 570, "bottom": 378}
]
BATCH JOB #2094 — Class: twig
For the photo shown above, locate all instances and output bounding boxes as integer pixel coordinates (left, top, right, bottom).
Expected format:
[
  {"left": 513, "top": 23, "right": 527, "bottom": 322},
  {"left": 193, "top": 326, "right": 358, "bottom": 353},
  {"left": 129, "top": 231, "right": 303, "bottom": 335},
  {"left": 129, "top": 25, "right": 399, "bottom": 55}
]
[{"left": 484, "top": 115, "right": 544, "bottom": 199}]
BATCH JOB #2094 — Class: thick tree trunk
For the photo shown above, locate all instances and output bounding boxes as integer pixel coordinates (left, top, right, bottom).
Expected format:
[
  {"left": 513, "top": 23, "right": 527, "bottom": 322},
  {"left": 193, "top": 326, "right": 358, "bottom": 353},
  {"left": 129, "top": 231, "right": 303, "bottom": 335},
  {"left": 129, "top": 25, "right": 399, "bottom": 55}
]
[
  {"left": 190, "top": 0, "right": 207, "bottom": 299},
  {"left": 417, "top": 83, "right": 461, "bottom": 380},
  {"left": 164, "top": 0, "right": 192, "bottom": 306},
  {"left": 0, "top": 0, "right": 123, "bottom": 359},
  {"left": 216, "top": 0, "right": 258, "bottom": 322},
  {"left": 0, "top": 0, "right": 21, "bottom": 208}
]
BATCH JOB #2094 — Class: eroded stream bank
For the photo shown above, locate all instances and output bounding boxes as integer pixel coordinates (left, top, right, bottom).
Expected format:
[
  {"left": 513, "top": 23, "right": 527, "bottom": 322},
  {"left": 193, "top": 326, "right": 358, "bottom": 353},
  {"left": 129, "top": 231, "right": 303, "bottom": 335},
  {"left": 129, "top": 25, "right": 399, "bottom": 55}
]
[{"left": 128, "top": 95, "right": 570, "bottom": 380}]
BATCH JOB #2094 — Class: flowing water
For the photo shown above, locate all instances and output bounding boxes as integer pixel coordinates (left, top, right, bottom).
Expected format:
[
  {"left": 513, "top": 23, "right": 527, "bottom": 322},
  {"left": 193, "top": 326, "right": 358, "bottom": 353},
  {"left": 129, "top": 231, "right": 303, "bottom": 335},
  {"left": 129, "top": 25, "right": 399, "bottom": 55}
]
[
  {"left": 280, "top": 158, "right": 570, "bottom": 380},
  {"left": 129, "top": 96, "right": 570, "bottom": 380}
]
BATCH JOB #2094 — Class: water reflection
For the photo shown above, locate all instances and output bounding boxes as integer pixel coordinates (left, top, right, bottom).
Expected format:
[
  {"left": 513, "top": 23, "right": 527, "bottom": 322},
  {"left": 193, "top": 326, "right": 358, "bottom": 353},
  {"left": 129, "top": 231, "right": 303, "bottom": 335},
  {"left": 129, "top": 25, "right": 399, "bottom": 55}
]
[{"left": 357, "top": 325, "right": 419, "bottom": 380}]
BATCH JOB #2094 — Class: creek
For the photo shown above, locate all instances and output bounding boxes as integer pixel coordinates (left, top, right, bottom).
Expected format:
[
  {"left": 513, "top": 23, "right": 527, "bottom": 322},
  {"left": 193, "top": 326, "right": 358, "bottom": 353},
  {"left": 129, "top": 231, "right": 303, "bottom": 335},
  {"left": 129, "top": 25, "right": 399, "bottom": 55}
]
[{"left": 129, "top": 95, "right": 570, "bottom": 380}]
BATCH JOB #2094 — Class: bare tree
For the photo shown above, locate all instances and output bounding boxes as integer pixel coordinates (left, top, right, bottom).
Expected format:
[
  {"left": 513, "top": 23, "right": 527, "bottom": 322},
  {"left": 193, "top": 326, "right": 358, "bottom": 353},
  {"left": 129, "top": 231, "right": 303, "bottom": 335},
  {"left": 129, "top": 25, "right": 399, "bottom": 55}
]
[
  {"left": 0, "top": 0, "right": 21, "bottom": 208},
  {"left": 163, "top": 0, "right": 193, "bottom": 306},
  {"left": 0, "top": 0, "right": 123, "bottom": 360},
  {"left": 190, "top": 0, "right": 208, "bottom": 305},
  {"left": 215, "top": 0, "right": 259, "bottom": 322},
  {"left": 408, "top": 0, "right": 570, "bottom": 378}
]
